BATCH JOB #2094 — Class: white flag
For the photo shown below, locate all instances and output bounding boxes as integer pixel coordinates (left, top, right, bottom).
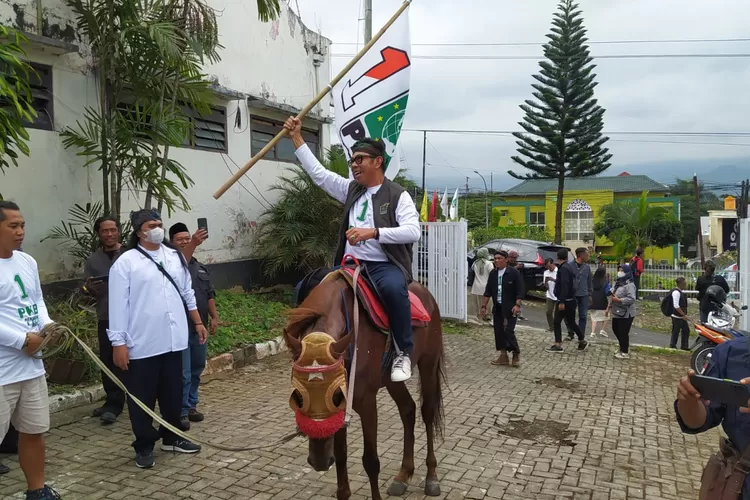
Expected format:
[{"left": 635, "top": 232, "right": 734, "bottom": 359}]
[
  {"left": 332, "top": 5, "right": 411, "bottom": 180},
  {"left": 439, "top": 188, "right": 449, "bottom": 219},
  {"left": 449, "top": 188, "right": 459, "bottom": 220}
]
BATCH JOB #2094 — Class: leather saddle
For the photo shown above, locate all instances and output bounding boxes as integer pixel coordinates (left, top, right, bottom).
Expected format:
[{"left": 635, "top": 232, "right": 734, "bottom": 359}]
[{"left": 296, "top": 257, "right": 431, "bottom": 334}]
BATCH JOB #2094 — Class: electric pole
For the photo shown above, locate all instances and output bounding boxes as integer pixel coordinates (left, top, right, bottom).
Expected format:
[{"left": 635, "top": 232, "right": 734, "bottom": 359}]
[
  {"left": 421, "top": 131, "right": 427, "bottom": 196},
  {"left": 464, "top": 177, "right": 469, "bottom": 219},
  {"left": 490, "top": 172, "right": 493, "bottom": 224},
  {"left": 693, "top": 174, "right": 705, "bottom": 268},
  {"left": 364, "top": 0, "right": 372, "bottom": 42}
]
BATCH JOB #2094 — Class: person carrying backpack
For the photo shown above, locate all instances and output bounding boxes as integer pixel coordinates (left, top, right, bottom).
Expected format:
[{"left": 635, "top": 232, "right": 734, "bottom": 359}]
[{"left": 663, "top": 277, "right": 691, "bottom": 350}]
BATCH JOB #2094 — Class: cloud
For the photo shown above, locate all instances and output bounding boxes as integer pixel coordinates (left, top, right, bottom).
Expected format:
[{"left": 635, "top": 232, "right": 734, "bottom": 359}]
[{"left": 296, "top": 0, "right": 750, "bottom": 192}]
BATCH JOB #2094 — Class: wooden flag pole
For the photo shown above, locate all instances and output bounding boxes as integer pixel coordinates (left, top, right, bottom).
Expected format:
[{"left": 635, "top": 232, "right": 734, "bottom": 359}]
[{"left": 213, "top": 0, "right": 412, "bottom": 200}]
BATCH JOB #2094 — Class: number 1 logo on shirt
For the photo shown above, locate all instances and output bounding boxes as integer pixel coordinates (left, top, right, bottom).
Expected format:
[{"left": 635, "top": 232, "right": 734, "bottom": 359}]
[{"left": 14, "top": 274, "right": 28, "bottom": 299}]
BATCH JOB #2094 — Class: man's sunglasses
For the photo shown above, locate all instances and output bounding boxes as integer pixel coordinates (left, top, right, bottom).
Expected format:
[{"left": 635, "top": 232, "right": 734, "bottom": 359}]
[{"left": 348, "top": 155, "right": 375, "bottom": 166}]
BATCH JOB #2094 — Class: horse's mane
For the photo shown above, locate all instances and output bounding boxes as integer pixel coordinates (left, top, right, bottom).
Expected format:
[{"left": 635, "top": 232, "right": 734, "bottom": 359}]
[
  {"left": 285, "top": 278, "right": 348, "bottom": 340},
  {"left": 285, "top": 307, "right": 323, "bottom": 340}
]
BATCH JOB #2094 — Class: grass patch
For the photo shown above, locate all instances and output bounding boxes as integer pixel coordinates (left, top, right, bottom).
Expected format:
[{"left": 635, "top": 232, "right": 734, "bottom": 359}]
[
  {"left": 207, "top": 288, "right": 291, "bottom": 358},
  {"left": 442, "top": 320, "right": 471, "bottom": 335},
  {"left": 631, "top": 345, "right": 692, "bottom": 357},
  {"left": 633, "top": 299, "right": 701, "bottom": 337},
  {"left": 44, "top": 288, "right": 292, "bottom": 389}
]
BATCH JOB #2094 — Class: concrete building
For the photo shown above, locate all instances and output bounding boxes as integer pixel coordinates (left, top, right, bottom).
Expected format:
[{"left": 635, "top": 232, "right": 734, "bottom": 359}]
[
  {"left": 492, "top": 174, "right": 681, "bottom": 263},
  {"left": 0, "top": 0, "right": 332, "bottom": 286}
]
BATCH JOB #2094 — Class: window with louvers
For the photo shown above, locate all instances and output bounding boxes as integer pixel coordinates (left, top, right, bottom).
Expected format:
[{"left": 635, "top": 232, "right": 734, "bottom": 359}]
[
  {"left": 185, "top": 106, "right": 227, "bottom": 153},
  {"left": 27, "top": 63, "right": 54, "bottom": 130},
  {"left": 251, "top": 117, "right": 319, "bottom": 161}
]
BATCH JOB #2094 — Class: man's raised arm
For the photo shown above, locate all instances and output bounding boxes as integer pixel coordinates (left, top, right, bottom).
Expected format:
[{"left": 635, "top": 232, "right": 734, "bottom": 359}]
[{"left": 284, "top": 117, "right": 350, "bottom": 203}]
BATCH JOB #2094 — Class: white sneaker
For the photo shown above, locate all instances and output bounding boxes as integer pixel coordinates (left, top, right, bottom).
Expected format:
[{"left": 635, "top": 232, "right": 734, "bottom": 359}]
[
  {"left": 599, "top": 330, "right": 608, "bottom": 337},
  {"left": 391, "top": 354, "right": 412, "bottom": 382},
  {"left": 614, "top": 352, "right": 630, "bottom": 359},
  {"left": 590, "top": 332, "right": 596, "bottom": 338}
]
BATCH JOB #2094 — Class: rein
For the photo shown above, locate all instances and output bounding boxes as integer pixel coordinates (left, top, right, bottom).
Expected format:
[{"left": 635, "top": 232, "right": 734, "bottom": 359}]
[
  {"left": 344, "top": 265, "right": 361, "bottom": 426},
  {"left": 30, "top": 324, "right": 302, "bottom": 452}
]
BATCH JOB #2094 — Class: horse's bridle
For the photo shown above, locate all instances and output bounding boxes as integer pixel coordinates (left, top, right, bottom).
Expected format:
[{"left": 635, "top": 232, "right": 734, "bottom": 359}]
[{"left": 289, "top": 264, "right": 361, "bottom": 439}]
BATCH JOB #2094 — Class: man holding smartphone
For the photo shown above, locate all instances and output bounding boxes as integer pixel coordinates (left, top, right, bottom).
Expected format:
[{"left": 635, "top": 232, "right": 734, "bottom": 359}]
[
  {"left": 82, "top": 216, "right": 126, "bottom": 425},
  {"left": 676, "top": 339, "right": 750, "bottom": 498},
  {"left": 169, "top": 222, "right": 215, "bottom": 431}
]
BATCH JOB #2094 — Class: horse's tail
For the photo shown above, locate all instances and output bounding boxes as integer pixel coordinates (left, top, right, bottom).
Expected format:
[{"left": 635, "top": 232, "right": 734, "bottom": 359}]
[{"left": 431, "top": 342, "right": 447, "bottom": 441}]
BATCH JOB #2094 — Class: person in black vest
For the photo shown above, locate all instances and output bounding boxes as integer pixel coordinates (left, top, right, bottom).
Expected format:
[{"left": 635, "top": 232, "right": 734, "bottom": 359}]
[
  {"left": 669, "top": 277, "right": 691, "bottom": 350},
  {"left": 480, "top": 251, "right": 525, "bottom": 367},
  {"left": 284, "top": 117, "right": 421, "bottom": 383}
]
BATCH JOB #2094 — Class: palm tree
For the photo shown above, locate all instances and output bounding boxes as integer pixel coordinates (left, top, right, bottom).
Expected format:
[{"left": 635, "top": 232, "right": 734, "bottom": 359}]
[
  {"left": 253, "top": 148, "right": 347, "bottom": 277},
  {"left": 594, "top": 190, "right": 682, "bottom": 258}
]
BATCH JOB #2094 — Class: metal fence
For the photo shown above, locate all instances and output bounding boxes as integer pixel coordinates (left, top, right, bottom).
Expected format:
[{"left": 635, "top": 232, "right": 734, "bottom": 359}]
[
  {"left": 412, "top": 222, "right": 468, "bottom": 322},
  {"left": 596, "top": 263, "right": 740, "bottom": 298}
]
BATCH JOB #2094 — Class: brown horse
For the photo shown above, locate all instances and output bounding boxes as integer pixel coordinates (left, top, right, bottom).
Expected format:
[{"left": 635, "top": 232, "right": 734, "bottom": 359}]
[{"left": 284, "top": 274, "right": 446, "bottom": 500}]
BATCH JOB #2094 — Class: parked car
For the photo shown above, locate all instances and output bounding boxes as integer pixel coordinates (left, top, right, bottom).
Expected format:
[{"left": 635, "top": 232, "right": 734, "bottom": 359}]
[{"left": 467, "top": 238, "right": 571, "bottom": 292}]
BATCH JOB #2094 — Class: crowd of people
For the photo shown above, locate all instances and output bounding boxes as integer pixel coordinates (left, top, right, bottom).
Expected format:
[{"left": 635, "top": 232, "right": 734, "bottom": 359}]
[
  {"left": 470, "top": 246, "right": 734, "bottom": 361},
  {"left": 0, "top": 201, "right": 221, "bottom": 498}
]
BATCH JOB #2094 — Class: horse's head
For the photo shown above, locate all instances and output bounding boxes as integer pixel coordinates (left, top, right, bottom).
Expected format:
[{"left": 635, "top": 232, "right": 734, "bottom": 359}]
[{"left": 284, "top": 282, "right": 353, "bottom": 471}]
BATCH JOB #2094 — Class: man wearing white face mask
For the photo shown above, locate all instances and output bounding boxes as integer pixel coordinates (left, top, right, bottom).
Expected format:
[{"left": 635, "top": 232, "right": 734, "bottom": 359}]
[{"left": 108, "top": 209, "right": 207, "bottom": 469}]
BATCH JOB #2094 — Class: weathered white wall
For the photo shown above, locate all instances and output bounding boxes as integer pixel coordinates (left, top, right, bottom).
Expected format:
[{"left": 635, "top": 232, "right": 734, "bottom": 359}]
[{"left": 0, "top": 0, "right": 332, "bottom": 281}]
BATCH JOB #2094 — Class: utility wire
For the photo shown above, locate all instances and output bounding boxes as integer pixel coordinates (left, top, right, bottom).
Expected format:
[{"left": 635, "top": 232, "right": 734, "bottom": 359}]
[
  {"left": 402, "top": 129, "right": 750, "bottom": 137},
  {"left": 331, "top": 53, "right": 750, "bottom": 60},
  {"left": 333, "top": 37, "right": 750, "bottom": 47}
]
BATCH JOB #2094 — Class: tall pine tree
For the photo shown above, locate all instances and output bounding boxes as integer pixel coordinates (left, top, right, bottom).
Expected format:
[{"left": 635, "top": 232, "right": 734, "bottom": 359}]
[{"left": 510, "top": 0, "right": 612, "bottom": 244}]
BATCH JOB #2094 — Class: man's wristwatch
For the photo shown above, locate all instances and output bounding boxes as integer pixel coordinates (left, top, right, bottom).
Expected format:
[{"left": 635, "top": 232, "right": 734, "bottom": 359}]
[{"left": 374, "top": 228, "right": 380, "bottom": 240}]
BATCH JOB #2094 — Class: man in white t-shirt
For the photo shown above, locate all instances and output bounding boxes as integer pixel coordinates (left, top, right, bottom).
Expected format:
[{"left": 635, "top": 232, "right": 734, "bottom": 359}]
[
  {"left": 284, "top": 117, "right": 421, "bottom": 382},
  {"left": 543, "top": 258, "right": 557, "bottom": 332},
  {"left": 0, "top": 201, "right": 63, "bottom": 500}
]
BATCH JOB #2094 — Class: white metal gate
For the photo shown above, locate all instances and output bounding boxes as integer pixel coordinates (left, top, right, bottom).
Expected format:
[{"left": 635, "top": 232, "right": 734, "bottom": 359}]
[
  {"left": 411, "top": 222, "right": 468, "bottom": 322},
  {"left": 740, "top": 219, "right": 750, "bottom": 331}
]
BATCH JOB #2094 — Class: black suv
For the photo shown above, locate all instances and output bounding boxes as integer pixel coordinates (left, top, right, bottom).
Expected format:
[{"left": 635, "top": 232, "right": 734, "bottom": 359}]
[{"left": 467, "top": 238, "right": 571, "bottom": 292}]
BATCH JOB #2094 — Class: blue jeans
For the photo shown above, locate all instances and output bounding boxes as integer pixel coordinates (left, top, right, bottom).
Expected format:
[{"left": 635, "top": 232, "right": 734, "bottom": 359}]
[
  {"left": 576, "top": 295, "right": 589, "bottom": 334},
  {"left": 181, "top": 332, "right": 207, "bottom": 417},
  {"left": 365, "top": 261, "right": 413, "bottom": 355}
]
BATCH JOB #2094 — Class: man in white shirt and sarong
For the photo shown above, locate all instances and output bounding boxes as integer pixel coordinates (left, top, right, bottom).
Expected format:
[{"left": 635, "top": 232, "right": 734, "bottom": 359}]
[
  {"left": 283, "top": 117, "right": 421, "bottom": 382},
  {"left": 108, "top": 209, "right": 207, "bottom": 468},
  {"left": 0, "top": 201, "right": 63, "bottom": 500}
]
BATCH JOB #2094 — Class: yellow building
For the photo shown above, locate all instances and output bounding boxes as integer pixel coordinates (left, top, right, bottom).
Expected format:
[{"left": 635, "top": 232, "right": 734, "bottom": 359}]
[{"left": 493, "top": 174, "right": 681, "bottom": 263}]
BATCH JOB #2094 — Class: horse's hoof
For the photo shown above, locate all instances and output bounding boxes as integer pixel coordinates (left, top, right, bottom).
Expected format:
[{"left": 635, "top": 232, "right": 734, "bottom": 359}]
[
  {"left": 424, "top": 480, "right": 441, "bottom": 497},
  {"left": 387, "top": 480, "right": 408, "bottom": 496}
]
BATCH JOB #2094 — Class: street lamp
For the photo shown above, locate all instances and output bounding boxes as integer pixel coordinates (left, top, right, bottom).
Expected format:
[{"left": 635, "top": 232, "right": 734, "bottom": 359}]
[{"left": 474, "top": 170, "right": 488, "bottom": 228}]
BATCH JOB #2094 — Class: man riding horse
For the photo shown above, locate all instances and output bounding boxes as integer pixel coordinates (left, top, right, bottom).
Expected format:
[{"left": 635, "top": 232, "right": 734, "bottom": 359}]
[{"left": 283, "top": 117, "right": 420, "bottom": 383}]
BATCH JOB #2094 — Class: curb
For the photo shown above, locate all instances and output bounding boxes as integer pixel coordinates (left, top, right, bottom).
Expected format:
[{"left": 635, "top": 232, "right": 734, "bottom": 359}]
[{"left": 48, "top": 336, "right": 288, "bottom": 415}]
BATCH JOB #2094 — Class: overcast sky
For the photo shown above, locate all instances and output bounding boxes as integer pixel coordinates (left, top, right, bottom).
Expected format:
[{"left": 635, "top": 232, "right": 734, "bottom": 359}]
[{"left": 296, "top": 0, "right": 750, "bottom": 193}]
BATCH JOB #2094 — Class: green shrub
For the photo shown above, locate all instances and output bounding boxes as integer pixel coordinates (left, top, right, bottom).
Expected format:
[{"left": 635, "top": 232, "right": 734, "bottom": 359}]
[{"left": 472, "top": 225, "right": 553, "bottom": 247}]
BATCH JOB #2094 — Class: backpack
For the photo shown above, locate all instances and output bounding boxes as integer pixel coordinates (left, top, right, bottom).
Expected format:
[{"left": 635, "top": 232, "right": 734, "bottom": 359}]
[{"left": 661, "top": 288, "right": 679, "bottom": 316}]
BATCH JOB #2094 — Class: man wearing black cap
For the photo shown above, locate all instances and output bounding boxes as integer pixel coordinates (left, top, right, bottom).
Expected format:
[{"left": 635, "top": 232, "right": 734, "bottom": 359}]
[
  {"left": 108, "top": 209, "right": 206, "bottom": 468},
  {"left": 169, "top": 222, "right": 215, "bottom": 430},
  {"left": 283, "top": 116, "right": 421, "bottom": 382}
]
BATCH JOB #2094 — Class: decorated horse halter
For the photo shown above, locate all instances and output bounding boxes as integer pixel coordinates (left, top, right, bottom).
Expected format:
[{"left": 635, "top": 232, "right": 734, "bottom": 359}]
[{"left": 289, "top": 265, "right": 362, "bottom": 440}]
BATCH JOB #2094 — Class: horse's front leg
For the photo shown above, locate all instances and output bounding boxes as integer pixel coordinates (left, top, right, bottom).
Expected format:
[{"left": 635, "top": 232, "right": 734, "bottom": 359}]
[
  {"left": 333, "top": 426, "right": 351, "bottom": 500},
  {"left": 356, "top": 395, "right": 382, "bottom": 500}
]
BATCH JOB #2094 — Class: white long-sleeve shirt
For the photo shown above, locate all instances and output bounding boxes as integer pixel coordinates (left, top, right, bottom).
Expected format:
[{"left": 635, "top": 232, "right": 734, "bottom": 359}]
[
  {"left": 107, "top": 245, "right": 197, "bottom": 360},
  {"left": 0, "top": 251, "right": 52, "bottom": 385},
  {"left": 295, "top": 144, "right": 420, "bottom": 262}
]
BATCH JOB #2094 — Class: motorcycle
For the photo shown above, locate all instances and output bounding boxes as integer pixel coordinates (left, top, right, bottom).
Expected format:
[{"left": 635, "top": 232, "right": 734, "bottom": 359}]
[{"left": 690, "top": 302, "right": 749, "bottom": 373}]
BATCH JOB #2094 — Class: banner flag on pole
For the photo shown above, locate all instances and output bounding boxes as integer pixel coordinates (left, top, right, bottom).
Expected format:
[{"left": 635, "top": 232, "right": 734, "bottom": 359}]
[
  {"left": 420, "top": 190, "right": 429, "bottom": 222},
  {"left": 449, "top": 188, "right": 459, "bottom": 220},
  {"left": 440, "top": 187, "right": 449, "bottom": 220},
  {"left": 332, "top": 4, "right": 411, "bottom": 180},
  {"left": 429, "top": 190, "right": 438, "bottom": 222}
]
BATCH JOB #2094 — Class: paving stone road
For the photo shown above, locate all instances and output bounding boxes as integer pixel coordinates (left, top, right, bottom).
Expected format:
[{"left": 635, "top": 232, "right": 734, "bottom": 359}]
[{"left": 0, "top": 326, "right": 720, "bottom": 499}]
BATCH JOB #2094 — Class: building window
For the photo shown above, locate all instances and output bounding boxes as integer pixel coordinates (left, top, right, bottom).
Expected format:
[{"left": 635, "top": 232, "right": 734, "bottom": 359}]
[
  {"left": 115, "top": 101, "right": 227, "bottom": 152},
  {"left": 27, "top": 63, "right": 54, "bottom": 130},
  {"left": 564, "top": 199, "right": 594, "bottom": 241},
  {"left": 184, "top": 106, "right": 227, "bottom": 152},
  {"left": 529, "top": 211, "right": 545, "bottom": 228},
  {"left": 251, "top": 117, "right": 319, "bottom": 162},
  {"left": 500, "top": 210, "right": 508, "bottom": 217}
]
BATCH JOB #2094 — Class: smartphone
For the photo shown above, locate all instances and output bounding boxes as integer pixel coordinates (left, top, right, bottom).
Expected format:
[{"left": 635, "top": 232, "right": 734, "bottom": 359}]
[
  {"left": 197, "top": 218, "right": 208, "bottom": 239},
  {"left": 690, "top": 374, "right": 750, "bottom": 407}
]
